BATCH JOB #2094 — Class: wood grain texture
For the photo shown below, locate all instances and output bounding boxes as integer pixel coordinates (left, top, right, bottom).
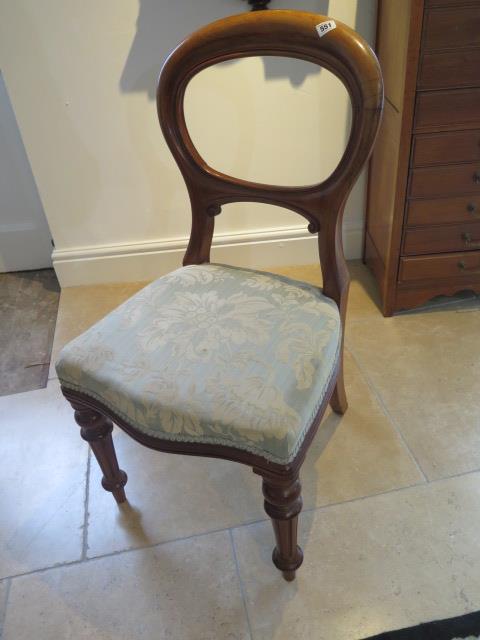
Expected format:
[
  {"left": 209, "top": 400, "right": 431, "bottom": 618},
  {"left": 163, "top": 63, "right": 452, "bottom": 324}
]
[
  {"left": 365, "top": 0, "right": 480, "bottom": 314},
  {"left": 61, "top": 10, "right": 383, "bottom": 580},
  {"left": 415, "top": 88, "right": 480, "bottom": 131},
  {"left": 406, "top": 196, "right": 480, "bottom": 226},
  {"left": 403, "top": 221, "right": 480, "bottom": 255},
  {"left": 260, "top": 472, "right": 303, "bottom": 581},
  {"left": 419, "top": 49, "right": 480, "bottom": 91},
  {"left": 365, "top": 99, "right": 400, "bottom": 281},
  {"left": 399, "top": 250, "right": 480, "bottom": 281},
  {"left": 423, "top": 5, "right": 480, "bottom": 51},
  {"left": 412, "top": 130, "right": 480, "bottom": 167},
  {"left": 409, "top": 162, "right": 480, "bottom": 199},
  {"left": 374, "top": 0, "right": 412, "bottom": 111},
  {"left": 364, "top": 0, "right": 424, "bottom": 315},
  {"left": 70, "top": 400, "right": 128, "bottom": 504}
]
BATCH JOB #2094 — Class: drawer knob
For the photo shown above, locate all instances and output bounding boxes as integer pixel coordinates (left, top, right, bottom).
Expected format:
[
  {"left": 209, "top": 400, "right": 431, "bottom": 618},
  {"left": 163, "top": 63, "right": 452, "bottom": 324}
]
[
  {"left": 467, "top": 203, "right": 480, "bottom": 219},
  {"left": 462, "top": 232, "right": 480, "bottom": 248},
  {"left": 458, "top": 260, "right": 480, "bottom": 274},
  {"left": 474, "top": 172, "right": 480, "bottom": 184}
]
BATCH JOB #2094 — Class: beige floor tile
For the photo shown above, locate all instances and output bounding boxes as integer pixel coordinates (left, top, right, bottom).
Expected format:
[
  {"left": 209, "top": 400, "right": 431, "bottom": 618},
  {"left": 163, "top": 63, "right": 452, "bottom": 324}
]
[
  {"left": 268, "top": 264, "right": 323, "bottom": 287},
  {"left": 0, "top": 381, "right": 87, "bottom": 578},
  {"left": 86, "top": 350, "right": 421, "bottom": 558},
  {"left": 49, "top": 281, "right": 148, "bottom": 378},
  {"left": 86, "top": 430, "right": 265, "bottom": 558},
  {"left": 301, "top": 350, "right": 424, "bottom": 509},
  {"left": 347, "top": 308, "right": 480, "bottom": 480},
  {"left": 3, "top": 531, "right": 249, "bottom": 640},
  {"left": 233, "top": 472, "right": 480, "bottom": 640}
]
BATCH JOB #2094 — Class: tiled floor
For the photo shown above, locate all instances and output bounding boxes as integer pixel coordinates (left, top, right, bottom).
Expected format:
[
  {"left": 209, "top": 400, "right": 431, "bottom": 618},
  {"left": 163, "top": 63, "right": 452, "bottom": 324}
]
[
  {"left": 1, "top": 261, "right": 480, "bottom": 639},
  {"left": 0, "top": 269, "right": 60, "bottom": 396}
]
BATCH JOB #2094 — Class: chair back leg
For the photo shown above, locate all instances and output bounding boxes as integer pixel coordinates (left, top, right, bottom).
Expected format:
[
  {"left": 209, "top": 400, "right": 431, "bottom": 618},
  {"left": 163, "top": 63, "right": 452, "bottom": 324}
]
[
  {"left": 330, "top": 360, "right": 348, "bottom": 415},
  {"left": 260, "top": 470, "right": 304, "bottom": 581},
  {"left": 69, "top": 398, "right": 128, "bottom": 504}
]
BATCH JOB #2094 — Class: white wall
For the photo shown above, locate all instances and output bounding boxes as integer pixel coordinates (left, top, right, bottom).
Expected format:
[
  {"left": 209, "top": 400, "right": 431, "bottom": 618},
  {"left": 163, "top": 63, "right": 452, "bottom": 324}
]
[
  {"left": 0, "top": 0, "right": 377, "bottom": 286},
  {"left": 0, "top": 71, "right": 53, "bottom": 272}
]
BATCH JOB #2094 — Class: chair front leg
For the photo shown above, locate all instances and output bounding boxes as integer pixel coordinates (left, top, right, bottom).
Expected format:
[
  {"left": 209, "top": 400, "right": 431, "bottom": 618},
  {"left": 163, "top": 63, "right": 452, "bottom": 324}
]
[
  {"left": 260, "top": 470, "right": 303, "bottom": 581},
  {"left": 69, "top": 398, "right": 128, "bottom": 504}
]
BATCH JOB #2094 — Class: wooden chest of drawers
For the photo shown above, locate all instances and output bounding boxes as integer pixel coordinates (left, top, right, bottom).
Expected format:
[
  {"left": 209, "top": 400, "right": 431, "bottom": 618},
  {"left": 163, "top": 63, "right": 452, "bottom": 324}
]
[{"left": 364, "top": 0, "right": 480, "bottom": 315}]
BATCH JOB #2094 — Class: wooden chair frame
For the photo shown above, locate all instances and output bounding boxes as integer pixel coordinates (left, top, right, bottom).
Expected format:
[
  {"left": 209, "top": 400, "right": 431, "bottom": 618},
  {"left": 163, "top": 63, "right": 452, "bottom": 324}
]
[{"left": 61, "top": 10, "right": 383, "bottom": 581}]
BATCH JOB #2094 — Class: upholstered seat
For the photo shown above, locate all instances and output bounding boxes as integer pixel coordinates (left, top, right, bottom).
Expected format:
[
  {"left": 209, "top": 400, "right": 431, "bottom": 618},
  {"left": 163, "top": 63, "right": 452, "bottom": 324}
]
[{"left": 56, "top": 264, "right": 340, "bottom": 464}]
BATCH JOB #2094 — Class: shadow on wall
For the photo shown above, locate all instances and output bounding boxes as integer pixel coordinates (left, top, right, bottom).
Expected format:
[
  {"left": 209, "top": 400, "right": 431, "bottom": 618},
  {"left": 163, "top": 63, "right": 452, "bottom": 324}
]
[{"left": 120, "top": 0, "right": 334, "bottom": 99}]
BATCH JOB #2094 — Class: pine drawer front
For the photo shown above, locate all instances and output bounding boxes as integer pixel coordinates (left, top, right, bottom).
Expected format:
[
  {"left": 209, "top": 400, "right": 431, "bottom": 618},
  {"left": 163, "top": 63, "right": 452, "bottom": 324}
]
[
  {"left": 399, "top": 251, "right": 480, "bottom": 282},
  {"left": 423, "top": 6, "right": 480, "bottom": 51},
  {"left": 419, "top": 49, "right": 480, "bottom": 91},
  {"left": 412, "top": 130, "right": 480, "bottom": 167},
  {"left": 415, "top": 88, "right": 480, "bottom": 130},
  {"left": 404, "top": 221, "right": 480, "bottom": 255},
  {"left": 409, "top": 162, "right": 480, "bottom": 198},
  {"left": 406, "top": 196, "right": 480, "bottom": 226}
]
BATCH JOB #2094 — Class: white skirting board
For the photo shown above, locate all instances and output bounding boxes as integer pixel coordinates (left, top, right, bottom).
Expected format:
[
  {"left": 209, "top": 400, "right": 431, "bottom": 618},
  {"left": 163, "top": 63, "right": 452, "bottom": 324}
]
[{"left": 52, "top": 224, "right": 363, "bottom": 287}]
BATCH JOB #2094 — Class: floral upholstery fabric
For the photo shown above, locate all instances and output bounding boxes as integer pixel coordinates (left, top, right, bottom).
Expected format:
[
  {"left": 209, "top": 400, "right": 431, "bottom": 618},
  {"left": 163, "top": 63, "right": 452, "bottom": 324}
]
[{"left": 56, "top": 264, "right": 341, "bottom": 464}]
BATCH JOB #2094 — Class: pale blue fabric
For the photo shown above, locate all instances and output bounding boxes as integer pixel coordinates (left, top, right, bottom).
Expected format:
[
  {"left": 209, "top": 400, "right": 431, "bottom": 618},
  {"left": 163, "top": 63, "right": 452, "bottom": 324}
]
[{"left": 56, "top": 264, "right": 341, "bottom": 463}]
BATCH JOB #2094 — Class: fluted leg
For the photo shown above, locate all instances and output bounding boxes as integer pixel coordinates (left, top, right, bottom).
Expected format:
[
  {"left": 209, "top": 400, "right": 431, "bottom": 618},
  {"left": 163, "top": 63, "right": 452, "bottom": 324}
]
[
  {"left": 70, "top": 399, "right": 128, "bottom": 504},
  {"left": 261, "top": 472, "right": 303, "bottom": 581}
]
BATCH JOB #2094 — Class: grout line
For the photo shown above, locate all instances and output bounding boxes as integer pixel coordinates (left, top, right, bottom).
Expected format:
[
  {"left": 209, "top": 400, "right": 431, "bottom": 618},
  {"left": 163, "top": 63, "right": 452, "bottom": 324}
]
[
  {"left": 0, "top": 522, "right": 266, "bottom": 582},
  {"left": 423, "top": 464, "right": 480, "bottom": 484},
  {"left": 3, "top": 463, "right": 480, "bottom": 584},
  {"left": 0, "top": 578, "right": 12, "bottom": 639},
  {"left": 229, "top": 529, "right": 254, "bottom": 640},
  {"left": 302, "top": 465, "right": 480, "bottom": 517},
  {"left": 302, "top": 481, "right": 425, "bottom": 516},
  {"left": 81, "top": 449, "right": 92, "bottom": 560},
  {"left": 346, "top": 346, "right": 429, "bottom": 483}
]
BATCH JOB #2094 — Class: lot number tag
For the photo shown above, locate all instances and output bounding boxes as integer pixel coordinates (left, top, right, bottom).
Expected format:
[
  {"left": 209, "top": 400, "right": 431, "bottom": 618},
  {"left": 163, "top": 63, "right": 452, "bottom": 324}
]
[{"left": 316, "top": 20, "right": 336, "bottom": 38}]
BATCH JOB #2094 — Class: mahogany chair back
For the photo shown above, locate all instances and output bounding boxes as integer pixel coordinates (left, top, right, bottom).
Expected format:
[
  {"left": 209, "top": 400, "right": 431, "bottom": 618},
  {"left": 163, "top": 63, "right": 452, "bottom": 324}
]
[{"left": 157, "top": 10, "right": 383, "bottom": 316}]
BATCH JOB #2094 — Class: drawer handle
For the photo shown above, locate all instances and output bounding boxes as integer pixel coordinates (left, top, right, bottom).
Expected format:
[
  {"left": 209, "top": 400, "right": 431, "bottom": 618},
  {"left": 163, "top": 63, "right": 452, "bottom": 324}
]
[
  {"left": 474, "top": 172, "right": 480, "bottom": 184},
  {"left": 462, "top": 232, "right": 480, "bottom": 248},
  {"left": 458, "top": 260, "right": 480, "bottom": 274}
]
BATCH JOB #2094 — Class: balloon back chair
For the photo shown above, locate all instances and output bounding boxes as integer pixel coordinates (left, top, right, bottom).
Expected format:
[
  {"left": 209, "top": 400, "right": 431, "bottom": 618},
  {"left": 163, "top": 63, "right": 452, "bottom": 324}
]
[{"left": 56, "top": 11, "right": 383, "bottom": 581}]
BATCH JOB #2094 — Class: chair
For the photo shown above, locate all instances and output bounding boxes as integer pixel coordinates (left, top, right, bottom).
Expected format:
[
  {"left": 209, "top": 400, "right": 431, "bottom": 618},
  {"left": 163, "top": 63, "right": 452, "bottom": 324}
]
[{"left": 56, "top": 10, "right": 383, "bottom": 581}]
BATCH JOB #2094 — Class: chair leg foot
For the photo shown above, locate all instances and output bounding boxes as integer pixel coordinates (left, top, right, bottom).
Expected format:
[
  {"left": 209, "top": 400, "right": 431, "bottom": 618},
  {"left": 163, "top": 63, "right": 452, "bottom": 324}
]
[
  {"left": 282, "top": 569, "right": 297, "bottom": 582},
  {"left": 261, "top": 471, "right": 303, "bottom": 580},
  {"left": 69, "top": 398, "right": 128, "bottom": 504}
]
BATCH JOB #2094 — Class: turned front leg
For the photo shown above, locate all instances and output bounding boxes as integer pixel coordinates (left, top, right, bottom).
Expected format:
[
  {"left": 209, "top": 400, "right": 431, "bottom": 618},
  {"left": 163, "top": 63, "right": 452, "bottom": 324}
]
[
  {"left": 261, "top": 472, "right": 303, "bottom": 581},
  {"left": 70, "top": 400, "right": 128, "bottom": 504}
]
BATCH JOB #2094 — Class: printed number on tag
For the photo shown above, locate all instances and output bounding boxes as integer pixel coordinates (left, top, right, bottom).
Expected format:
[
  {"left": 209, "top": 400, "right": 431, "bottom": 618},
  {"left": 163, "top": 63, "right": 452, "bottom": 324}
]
[{"left": 316, "top": 20, "right": 336, "bottom": 38}]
